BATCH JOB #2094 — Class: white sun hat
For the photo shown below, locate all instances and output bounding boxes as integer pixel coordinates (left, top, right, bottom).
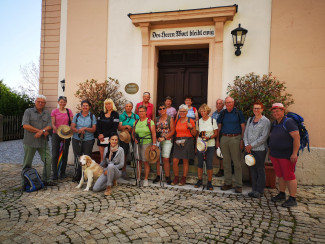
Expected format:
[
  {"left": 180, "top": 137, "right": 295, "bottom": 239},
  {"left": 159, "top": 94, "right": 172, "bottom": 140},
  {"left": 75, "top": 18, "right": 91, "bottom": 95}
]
[
  {"left": 245, "top": 154, "right": 256, "bottom": 166},
  {"left": 196, "top": 138, "right": 207, "bottom": 152},
  {"left": 216, "top": 147, "right": 223, "bottom": 159}
]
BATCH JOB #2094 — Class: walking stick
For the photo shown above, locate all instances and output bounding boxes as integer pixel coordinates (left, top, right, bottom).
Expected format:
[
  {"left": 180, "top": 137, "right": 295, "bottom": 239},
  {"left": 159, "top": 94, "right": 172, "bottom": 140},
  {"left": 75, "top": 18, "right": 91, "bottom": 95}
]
[
  {"left": 202, "top": 152, "right": 207, "bottom": 191},
  {"left": 134, "top": 143, "right": 141, "bottom": 187},
  {"left": 129, "top": 141, "right": 137, "bottom": 183},
  {"left": 157, "top": 142, "right": 164, "bottom": 187}
]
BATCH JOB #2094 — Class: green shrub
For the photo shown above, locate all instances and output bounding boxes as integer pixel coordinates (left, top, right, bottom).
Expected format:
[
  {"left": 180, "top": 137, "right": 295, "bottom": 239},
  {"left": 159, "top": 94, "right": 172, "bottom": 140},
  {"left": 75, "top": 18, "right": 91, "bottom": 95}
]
[{"left": 227, "top": 72, "right": 294, "bottom": 119}]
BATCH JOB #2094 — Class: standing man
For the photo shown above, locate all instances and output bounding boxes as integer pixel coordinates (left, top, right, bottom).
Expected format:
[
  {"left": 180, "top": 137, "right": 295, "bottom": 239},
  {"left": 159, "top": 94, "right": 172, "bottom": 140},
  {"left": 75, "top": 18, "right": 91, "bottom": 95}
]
[
  {"left": 216, "top": 96, "right": 245, "bottom": 193},
  {"left": 22, "top": 95, "right": 56, "bottom": 187},
  {"left": 269, "top": 103, "right": 300, "bottom": 208},
  {"left": 212, "top": 98, "right": 225, "bottom": 177}
]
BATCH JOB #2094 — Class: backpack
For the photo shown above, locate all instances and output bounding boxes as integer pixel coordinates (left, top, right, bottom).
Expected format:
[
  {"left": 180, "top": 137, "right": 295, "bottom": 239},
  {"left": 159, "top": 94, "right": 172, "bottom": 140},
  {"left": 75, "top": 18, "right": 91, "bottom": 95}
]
[
  {"left": 76, "top": 112, "right": 94, "bottom": 126},
  {"left": 122, "top": 113, "right": 137, "bottom": 123},
  {"left": 133, "top": 118, "right": 153, "bottom": 140},
  {"left": 218, "top": 108, "right": 240, "bottom": 124},
  {"left": 197, "top": 117, "right": 214, "bottom": 127},
  {"left": 22, "top": 168, "right": 44, "bottom": 192},
  {"left": 156, "top": 115, "right": 171, "bottom": 128},
  {"left": 280, "top": 112, "right": 310, "bottom": 152},
  {"left": 66, "top": 109, "right": 71, "bottom": 126}
]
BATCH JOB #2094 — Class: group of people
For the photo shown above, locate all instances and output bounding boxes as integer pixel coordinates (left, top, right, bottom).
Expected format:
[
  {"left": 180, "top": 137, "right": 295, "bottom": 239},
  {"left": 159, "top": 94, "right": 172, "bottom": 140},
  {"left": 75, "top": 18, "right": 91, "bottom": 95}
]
[{"left": 22, "top": 92, "right": 300, "bottom": 208}]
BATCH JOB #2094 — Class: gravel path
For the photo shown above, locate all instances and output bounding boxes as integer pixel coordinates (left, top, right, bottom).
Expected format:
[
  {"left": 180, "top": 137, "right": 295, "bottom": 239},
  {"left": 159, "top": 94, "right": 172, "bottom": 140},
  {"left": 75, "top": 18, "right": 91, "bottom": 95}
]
[{"left": 0, "top": 139, "right": 51, "bottom": 165}]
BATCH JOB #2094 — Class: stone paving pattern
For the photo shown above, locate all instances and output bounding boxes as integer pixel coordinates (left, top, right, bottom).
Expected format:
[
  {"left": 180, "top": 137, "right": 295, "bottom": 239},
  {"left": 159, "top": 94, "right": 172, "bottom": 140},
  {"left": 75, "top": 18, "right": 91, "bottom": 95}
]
[{"left": 0, "top": 163, "right": 325, "bottom": 243}]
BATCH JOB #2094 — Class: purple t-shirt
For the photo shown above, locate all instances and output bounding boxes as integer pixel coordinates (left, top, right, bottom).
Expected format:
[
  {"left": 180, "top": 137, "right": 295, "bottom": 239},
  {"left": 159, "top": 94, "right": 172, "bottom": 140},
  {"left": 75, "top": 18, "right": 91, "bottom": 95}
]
[
  {"left": 269, "top": 117, "right": 298, "bottom": 159},
  {"left": 166, "top": 107, "right": 177, "bottom": 118},
  {"left": 51, "top": 108, "right": 73, "bottom": 133}
]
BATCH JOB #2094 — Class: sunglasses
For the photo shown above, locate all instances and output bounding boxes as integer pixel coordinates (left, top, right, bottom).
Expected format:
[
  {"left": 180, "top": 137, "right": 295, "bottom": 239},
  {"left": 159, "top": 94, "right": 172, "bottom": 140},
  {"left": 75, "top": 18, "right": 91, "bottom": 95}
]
[{"left": 158, "top": 107, "right": 166, "bottom": 111}]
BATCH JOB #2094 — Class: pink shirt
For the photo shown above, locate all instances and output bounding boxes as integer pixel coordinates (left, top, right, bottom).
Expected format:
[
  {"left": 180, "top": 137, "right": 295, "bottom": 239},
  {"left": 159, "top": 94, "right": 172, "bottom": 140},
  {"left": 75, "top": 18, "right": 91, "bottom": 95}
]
[
  {"left": 51, "top": 108, "right": 73, "bottom": 133},
  {"left": 136, "top": 102, "right": 154, "bottom": 120}
]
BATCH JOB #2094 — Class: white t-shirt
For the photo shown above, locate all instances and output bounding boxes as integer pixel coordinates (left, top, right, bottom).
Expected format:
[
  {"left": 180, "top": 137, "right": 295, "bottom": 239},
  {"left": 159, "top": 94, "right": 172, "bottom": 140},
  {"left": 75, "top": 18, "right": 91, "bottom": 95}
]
[{"left": 196, "top": 117, "right": 218, "bottom": 147}]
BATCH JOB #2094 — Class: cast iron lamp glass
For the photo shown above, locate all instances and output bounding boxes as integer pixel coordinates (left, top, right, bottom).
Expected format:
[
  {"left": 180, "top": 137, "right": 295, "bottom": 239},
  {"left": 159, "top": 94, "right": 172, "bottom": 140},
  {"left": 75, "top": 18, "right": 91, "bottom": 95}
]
[
  {"left": 60, "top": 79, "right": 65, "bottom": 92},
  {"left": 231, "top": 24, "right": 248, "bottom": 56}
]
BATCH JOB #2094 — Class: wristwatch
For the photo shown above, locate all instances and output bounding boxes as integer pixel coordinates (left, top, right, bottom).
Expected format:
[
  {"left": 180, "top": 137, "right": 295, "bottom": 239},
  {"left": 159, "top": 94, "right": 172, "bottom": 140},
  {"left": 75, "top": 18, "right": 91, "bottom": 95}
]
[{"left": 42, "top": 129, "right": 46, "bottom": 133}]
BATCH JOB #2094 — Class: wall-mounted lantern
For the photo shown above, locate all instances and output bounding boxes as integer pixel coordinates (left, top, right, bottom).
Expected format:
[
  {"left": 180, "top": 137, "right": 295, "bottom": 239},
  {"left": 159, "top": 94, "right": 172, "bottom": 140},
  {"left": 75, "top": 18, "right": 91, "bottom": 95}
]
[
  {"left": 60, "top": 79, "right": 65, "bottom": 92},
  {"left": 231, "top": 24, "right": 248, "bottom": 56}
]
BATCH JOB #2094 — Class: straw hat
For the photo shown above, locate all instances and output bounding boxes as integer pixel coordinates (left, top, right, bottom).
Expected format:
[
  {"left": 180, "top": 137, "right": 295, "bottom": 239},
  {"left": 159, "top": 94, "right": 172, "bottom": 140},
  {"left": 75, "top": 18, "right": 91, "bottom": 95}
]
[
  {"left": 119, "top": 130, "right": 131, "bottom": 143},
  {"left": 145, "top": 146, "right": 160, "bottom": 163},
  {"left": 57, "top": 125, "right": 73, "bottom": 139},
  {"left": 196, "top": 138, "right": 207, "bottom": 152},
  {"left": 216, "top": 147, "right": 223, "bottom": 159},
  {"left": 245, "top": 154, "right": 256, "bottom": 166}
]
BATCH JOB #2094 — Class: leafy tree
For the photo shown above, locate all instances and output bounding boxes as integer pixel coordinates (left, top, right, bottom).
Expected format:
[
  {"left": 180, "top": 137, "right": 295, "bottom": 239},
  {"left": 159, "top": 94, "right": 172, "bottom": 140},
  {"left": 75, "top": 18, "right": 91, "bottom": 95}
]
[
  {"left": 227, "top": 72, "right": 294, "bottom": 119},
  {"left": 0, "top": 80, "right": 34, "bottom": 116},
  {"left": 74, "top": 77, "right": 127, "bottom": 117}
]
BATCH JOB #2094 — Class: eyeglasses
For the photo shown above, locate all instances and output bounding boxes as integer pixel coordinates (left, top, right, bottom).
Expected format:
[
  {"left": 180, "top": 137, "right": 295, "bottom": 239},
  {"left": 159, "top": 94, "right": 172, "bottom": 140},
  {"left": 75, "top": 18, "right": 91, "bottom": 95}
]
[
  {"left": 179, "top": 110, "right": 187, "bottom": 113},
  {"left": 253, "top": 108, "right": 262, "bottom": 110},
  {"left": 36, "top": 101, "right": 46, "bottom": 104},
  {"left": 158, "top": 108, "right": 166, "bottom": 111}
]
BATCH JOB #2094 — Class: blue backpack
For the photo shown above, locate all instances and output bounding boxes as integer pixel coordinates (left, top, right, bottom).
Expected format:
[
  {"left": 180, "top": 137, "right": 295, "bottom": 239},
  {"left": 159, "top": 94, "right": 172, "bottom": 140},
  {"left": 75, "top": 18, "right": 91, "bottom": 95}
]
[
  {"left": 22, "top": 168, "right": 44, "bottom": 192},
  {"left": 281, "top": 112, "right": 310, "bottom": 152}
]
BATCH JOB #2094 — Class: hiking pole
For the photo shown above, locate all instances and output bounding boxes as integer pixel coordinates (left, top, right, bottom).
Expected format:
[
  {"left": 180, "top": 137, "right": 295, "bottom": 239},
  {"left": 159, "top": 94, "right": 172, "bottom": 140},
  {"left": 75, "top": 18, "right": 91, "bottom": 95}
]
[
  {"left": 158, "top": 142, "right": 164, "bottom": 187},
  {"left": 135, "top": 143, "right": 141, "bottom": 187},
  {"left": 202, "top": 152, "right": 207, "bottom": 191},
  {"left": 129, "top": 141, "right": 137, "bottom": 183}
]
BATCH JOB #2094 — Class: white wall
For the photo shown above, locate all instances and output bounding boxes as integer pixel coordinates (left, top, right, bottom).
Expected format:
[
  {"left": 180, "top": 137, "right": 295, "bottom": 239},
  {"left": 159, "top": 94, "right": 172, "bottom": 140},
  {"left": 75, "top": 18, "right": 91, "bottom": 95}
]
[{"left": 107, "top": 0, "right": 272, "bottom": 106}]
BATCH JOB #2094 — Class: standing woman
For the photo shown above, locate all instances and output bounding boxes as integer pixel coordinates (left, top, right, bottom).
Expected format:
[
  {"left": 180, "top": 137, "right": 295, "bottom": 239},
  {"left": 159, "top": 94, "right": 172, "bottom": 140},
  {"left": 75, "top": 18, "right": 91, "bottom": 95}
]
[
  {"left": 118, "top": 101, "right": 139, "bottom": 179},
  {"left": 243, "top": 102, "right": 271, "bottom": 198},
  {"left": 71, "top": 100, "right": 97, "bottom": 181},
  {"left": 132, "top": 105, "right": 157, "bottom": 186},
  {"left": 93, "top": 133, "right": 124, "bottom": 196},
  {"left": 172, "top": 104, "right": 197, "bottom": 186},
  {"left": 164, "top": 96, "right": 177, "bottom": 119},
  {"left": 51, "top": 96, "right": 74, "bottom": 180},
  {"left": 97, "top": 99, "right": 120, "bottom": 162},
  {"left": 135, "top": 92, "right": 154, "bottom": 120},
  {"left": 154, "top": 103, "right": 175, "bottom": 184},
  {"left": 195, "top": 104, "right": 218, "bottom": 190}
]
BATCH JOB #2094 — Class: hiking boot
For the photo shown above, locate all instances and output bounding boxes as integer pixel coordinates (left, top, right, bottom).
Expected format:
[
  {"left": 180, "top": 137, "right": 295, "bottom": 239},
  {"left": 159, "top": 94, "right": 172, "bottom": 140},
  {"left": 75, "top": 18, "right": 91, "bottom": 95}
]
[
  {"left": 248, "top": 191, "right": 261, "bottom": 198},
  {"left": 153, "top": 175, "right": 160, "bottom": 184},
  {"left": 113, "top": 180, "right": 118, "bottom": 187},
  {"left": 44, "top": 181, "right": 57, "bottom": 187},
  {"left": 121, "top": 171, "right": 129, "bottom": 180},
  {"left": 165, "top": 176, "right": 172, "bottom": 185},
  {"left": 179, "top": 176, "right": 186, "bottom": 186},
  {"left": 221, "top": 184, "right": 232, "bottom": 191},
  {"left": 207, "top": 181, "right": 214, "bottom": 191},
  {"left": 235, "top": 187, "right": 242, "bottom": 193},
  {"left": 104, "top": 186, "right": 111, "bottom": 196},
  {"left": 215, "top": 170, "right": 224, "bottom": 177},
  {"left": 281, "top": 197, "right": 297, "bottom": 208},
  {"left": 271, "top": 192, "right": 286, "bottom": 202},
  {"left": 171, "top": 176, "right": 179, "bottom": 186},
  {"left": 143, "top": 180, "right": 149, "bottom": 187},
  {"left": 194, "top": 179, "right": 202, "bottom": 188}
]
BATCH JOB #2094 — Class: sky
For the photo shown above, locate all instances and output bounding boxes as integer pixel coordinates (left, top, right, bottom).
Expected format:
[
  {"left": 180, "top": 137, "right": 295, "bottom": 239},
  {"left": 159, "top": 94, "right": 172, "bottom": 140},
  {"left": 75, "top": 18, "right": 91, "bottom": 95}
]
[{"left": 0, "top": 0, "right": 42, "bottom": 90}]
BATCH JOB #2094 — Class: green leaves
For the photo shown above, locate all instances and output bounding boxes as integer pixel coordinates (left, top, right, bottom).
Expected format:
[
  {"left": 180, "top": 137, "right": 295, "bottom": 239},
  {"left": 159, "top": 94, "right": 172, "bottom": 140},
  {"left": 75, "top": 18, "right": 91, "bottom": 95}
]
[{"left": 227, "top": 72, "right": 294, "bottom": 119}]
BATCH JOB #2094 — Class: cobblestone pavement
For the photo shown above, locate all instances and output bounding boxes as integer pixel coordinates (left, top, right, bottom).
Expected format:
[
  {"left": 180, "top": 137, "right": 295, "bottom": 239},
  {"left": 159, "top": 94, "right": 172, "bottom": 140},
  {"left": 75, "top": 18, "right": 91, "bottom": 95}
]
[{"left": 0, "top": 163, "right": 324, "bottom": 244}]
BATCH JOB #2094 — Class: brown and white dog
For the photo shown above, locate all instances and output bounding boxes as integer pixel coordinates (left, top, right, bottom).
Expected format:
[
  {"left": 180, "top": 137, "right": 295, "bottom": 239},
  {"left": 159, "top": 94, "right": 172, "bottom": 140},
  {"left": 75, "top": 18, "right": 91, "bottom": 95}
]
[{"left": 76, "top": 155, "right": 103, "bottom": 191}]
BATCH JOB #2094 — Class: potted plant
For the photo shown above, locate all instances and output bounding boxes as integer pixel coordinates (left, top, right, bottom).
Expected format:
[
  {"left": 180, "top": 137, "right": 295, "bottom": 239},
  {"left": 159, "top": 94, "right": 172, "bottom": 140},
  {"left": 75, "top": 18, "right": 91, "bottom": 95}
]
[{"left": 227, "top": 72, "right": 294, "bottom": 188}]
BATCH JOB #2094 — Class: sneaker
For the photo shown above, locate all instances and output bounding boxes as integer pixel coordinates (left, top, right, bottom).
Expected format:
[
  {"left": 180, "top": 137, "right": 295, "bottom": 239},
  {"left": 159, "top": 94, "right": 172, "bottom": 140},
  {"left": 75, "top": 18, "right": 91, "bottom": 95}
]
[
  {"left": 171, "top": 176, "right": 179, "bottom": 186},
  {"left": 281, "top": 197, "right": 297, "bottom": 208},
  {"left": 215, "top": 170, "right": 224, "bottom": 177},
  {"left": 194, "top": 179, "right": 202, "bottom": 188},
  {"left": 44, "top": 181, "right": 57, "bottom": 187},
  {"left": 153, "top": 175, "right": 160, "bottom": 184},
  {"left": 248, "top": 191, "right": 261, "bottom": 198},
  {"left": 122, "top": 171, "right": 129, "bottom": 180},
  {"left": 235, "top": 187, "right": 242, "bottom": 193},
  {"left": 221, "top": 184, "right": 232, "bottom": 191},
  {"left": 165, "top": 176, "right": 172, "bottom": 185},
  {"left": 207, "top": 181, "right": 214, "bottom": 191},
  {"left": 271, "top": 192, "right": 286, "bottom": 202},
  {"left": 143, "top": 180, "right": 149, "bottom": 187},
  {"left": 179, "top": 176, "right": 186, "bottom": 186}
]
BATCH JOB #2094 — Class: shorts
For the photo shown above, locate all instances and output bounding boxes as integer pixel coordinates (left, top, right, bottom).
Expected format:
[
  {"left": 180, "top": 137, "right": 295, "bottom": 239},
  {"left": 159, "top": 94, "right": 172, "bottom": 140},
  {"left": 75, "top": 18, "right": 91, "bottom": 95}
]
[
  {"left": 172, "top": 137, "right": 195, "bottom": 160},
  {"left": 269, "top": 155, "right": 296, "bottom": 181},
  {"left": 134, "top": 143, "right": 152, "bottom": 162},
  {"left": 159, "top": 140, "right": 173, "bottom": 158}
]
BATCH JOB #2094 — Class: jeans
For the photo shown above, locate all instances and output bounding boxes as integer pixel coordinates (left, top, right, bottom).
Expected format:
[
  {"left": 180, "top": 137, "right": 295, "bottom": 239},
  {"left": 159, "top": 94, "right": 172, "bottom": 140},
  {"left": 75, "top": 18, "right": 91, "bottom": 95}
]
[
  {"left": 52, "top": 133, "right": 71, "bottom": 179},
  {"left": 22, "top": 143, "right": 52, "bottom": 184},
  {"left": 250, "top": 150, "right": 267, "bottom": 194},
  {"left": 220, "top": 135, "right": 242, "bottom": 187}
]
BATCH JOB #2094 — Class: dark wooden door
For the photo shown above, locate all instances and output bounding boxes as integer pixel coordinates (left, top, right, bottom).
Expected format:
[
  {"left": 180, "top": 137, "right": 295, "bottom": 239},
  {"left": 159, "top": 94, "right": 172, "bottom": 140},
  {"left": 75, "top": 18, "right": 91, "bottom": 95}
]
[{"left": 157, "top": 49, "right": 208, "bottom": 111}]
